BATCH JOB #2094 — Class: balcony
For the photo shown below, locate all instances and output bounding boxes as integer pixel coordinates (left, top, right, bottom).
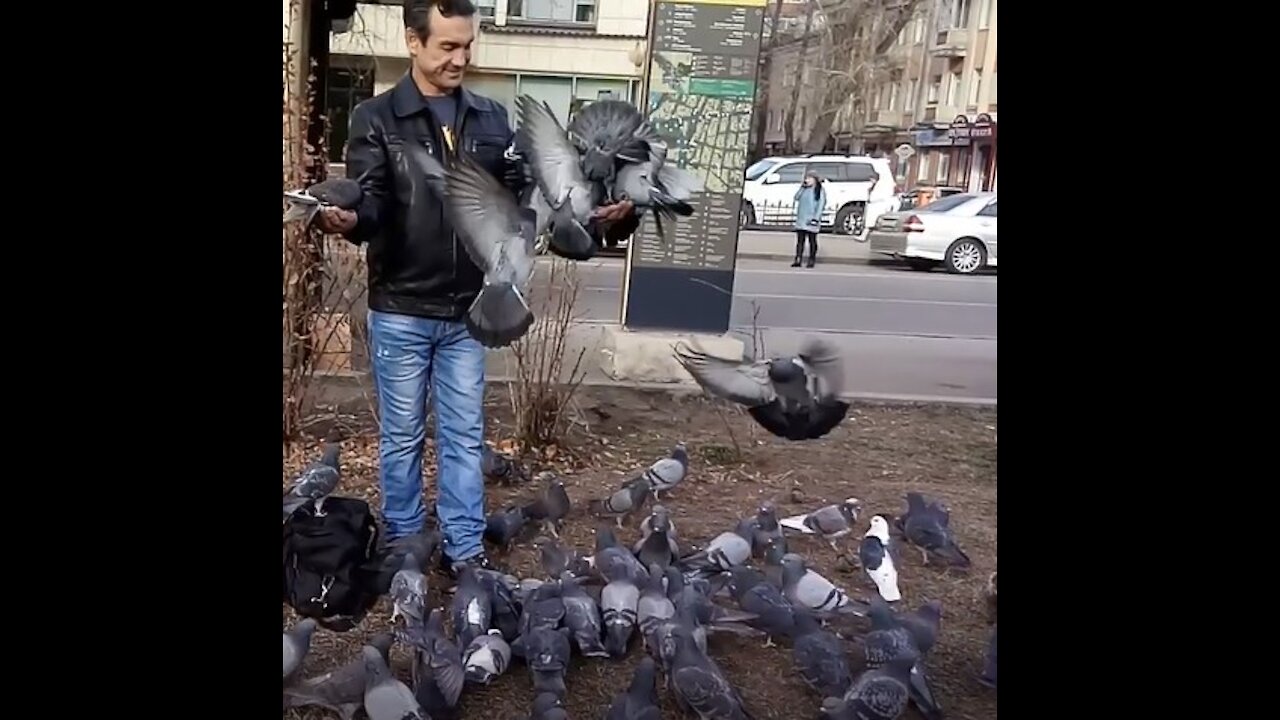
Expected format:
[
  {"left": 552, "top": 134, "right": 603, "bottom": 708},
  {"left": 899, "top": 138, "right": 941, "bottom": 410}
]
[{"left": 930, "top": 29, "right": 969, "bottom": 58}]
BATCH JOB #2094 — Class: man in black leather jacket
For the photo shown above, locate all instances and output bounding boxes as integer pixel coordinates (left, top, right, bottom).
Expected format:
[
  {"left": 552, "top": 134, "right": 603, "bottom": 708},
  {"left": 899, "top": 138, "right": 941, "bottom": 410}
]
[{"left": 315, "top": 0, "right": 634, "bottom": 577}]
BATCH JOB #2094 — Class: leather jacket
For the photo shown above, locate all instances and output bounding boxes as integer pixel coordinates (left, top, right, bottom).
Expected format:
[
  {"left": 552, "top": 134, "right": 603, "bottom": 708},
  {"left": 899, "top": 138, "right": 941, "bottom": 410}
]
[{"left": 341, "top": 73, "right": 525, "bottom": 320}]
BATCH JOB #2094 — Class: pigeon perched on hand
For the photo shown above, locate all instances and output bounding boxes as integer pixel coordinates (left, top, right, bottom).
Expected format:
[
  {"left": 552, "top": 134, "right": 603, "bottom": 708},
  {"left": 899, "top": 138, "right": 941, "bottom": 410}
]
[
  {"left": 284, "top": 633, "right": 394, "bottom": 720},
  {"left": 404, "top": 143, "right": 539, "bottom": 348},
  {"left": 859, "top": 516, "right": 901, "bottom": 602},
  {"left": 283, "top": 177, "right": 363, "bottom": 226},
  {"left": 361, "top": 645, "right": 426, "bottom": 720},
  {"left": 611, "top": 121, "right": 703, "bottom": 246},
  {"left": 284, "top": 443, "right": 341, "bottom": 518},
  {"left": 463, "top": 629, "right": 511, "bottom": 685},
  {"left": 641, "top": 443, "right": 689, "bottom": 500},
  {"left": 675, "top": 338, "right": 849, "bottom": 441},
  {"left": 515, "top": 94, "right": 601, "bottom": 260},
  {"left": 898, "top": 492, "right": 971, "bottom": 567},
  {"left": 589, "top": 475, "right": 652, "bottom": 528},
  {"left": 284, "top": 618, "right": 318, "bottom": 685},
  {"left": 780, "top": 498, "right": 862, "bottom": 551}
]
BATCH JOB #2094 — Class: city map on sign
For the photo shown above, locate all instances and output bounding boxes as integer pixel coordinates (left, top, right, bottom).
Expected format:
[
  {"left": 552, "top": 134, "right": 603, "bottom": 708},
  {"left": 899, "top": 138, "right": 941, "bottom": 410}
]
[{"left": 632, "top": 0, "right": 767, "bottom": 271}]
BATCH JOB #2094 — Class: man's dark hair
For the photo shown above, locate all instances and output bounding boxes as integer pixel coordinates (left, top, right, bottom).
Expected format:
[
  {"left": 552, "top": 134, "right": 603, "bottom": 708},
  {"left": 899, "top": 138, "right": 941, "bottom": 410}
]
[{"left": 404, "top": 0, "right": 478, "bottom": 41}]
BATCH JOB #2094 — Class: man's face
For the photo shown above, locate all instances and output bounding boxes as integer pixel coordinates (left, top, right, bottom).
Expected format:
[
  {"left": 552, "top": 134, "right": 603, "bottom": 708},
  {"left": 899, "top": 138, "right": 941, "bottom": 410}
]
[{"left": 406, "top": 8, "right": 475, "bottom": 91}]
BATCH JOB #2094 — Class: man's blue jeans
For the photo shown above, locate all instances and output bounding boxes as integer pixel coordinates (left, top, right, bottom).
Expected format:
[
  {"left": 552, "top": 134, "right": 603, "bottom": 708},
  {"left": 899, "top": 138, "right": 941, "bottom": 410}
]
[{"left": 368, "top": 309, "right": 487, "bottom": 562}]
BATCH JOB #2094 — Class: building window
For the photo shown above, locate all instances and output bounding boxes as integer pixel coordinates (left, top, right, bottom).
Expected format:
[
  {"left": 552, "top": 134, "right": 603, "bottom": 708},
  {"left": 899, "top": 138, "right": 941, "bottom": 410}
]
[
  {"left": 905, "top": 79, "right": 917, "bottom": 112},
  {"left": 917, "top": 150, "right": 930, "bottom": 180},
  {"left": 936, "top": 152, "right": 950, "bottom": 182},
  {"left": 978, "top": 0, "right": 992, "bottom": 29},
  {"left": 927, "top": 76, "right": 941, "bottom": 104},
  {"left": 888, "top": 82, "right": 899, "bottom": 112},
  {"left": 951, "top": 0, "right": 972, "bottom": 28},
  {"left": 324, "top": 60, "right": 375, "bottom": 163},
  {"left": 946, "top": 72, "right": 960, "bottom": 106},
  {"left": 968, "top": 70, "right": 982, "bottom": 108},
  {"left": 476, "top": 0, "right": 496, "bottom": 18},
  {"left": 511, "top": 0, "right": 595, "bottom": 23},
  {"left": 870, "top": 86, "right": 881, "bottom": 111},
  {"left": 913, "top": 17, "right": 925, "bottom": 43}
]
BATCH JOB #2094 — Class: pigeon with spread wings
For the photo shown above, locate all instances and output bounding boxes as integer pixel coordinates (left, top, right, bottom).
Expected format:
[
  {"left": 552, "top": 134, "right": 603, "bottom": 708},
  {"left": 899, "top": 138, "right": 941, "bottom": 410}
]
[
  {"left": 515, "top": 94, "right": 602, "bottom": 261},
  {"left": 674, "top": 338, "right": 850, "bottom": 441},
  {"left": 404, "top": 143, "right": 538, "bottom": 349}
]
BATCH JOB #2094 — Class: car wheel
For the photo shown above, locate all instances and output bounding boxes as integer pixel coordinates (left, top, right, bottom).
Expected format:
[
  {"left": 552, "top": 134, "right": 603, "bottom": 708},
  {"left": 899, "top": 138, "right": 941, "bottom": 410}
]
[
  {"left": 906, "top": 258, "right": 937, "bottom": 272},
  {"left": 835, "top": 205, "right": 863, "bottom": 236},
  {"left": 739, "top": 201, "right": 755, "bottom": 229},
  {"left": 944, "top": 238, "right": 987, "bottom": 274}
]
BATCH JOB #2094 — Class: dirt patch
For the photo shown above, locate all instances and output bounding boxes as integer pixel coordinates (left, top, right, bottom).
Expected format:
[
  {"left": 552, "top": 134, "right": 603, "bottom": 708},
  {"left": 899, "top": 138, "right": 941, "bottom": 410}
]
[{"left": 283, "top": 385, "right": 997, "bottom": 719}]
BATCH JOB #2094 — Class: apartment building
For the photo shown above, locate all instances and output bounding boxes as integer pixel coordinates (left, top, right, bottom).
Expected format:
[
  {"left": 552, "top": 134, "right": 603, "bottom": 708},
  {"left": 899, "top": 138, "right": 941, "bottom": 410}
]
[{"left": 323, "top": 0, "right": 650, "bottom": 162}]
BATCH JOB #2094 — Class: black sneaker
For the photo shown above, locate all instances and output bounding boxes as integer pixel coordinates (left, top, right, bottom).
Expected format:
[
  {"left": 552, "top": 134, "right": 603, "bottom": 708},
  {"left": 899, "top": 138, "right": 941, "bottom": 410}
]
[{"left": 440, "top": 551, "right": 498, "bottom": 579}]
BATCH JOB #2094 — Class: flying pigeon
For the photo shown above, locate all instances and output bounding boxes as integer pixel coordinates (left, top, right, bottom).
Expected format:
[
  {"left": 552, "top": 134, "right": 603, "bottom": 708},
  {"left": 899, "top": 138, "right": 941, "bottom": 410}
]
[
  {"left": 404, "top": 143, "right": 538, "bottom": 348},
  {"left": 522, "top": 472, "right": 572, "bottom": 538},
  {"left": 283, "top": 618, "right": 318, "bottom": 685},
  {"left": 463, "top": 629, "right": 511, "bottom": 685},
  {"left": 612, "top": 121, "right": 703, "bottom": 245},
  {"left": 283, "top": 177, "right": 363, "bottom": 226},
  {"left": 514, "top": 94, "right": 601, "bottom": 260},
  {"left": 606, "top": 655, "right": 663, "bottom": 720},
  {"left": 389, "top": 552, "right": 428, "bottom": 626},
  {"left": 589, "top": 475, "right": 652, "bottom": 528},
  {"left": 565, "top": 98, "right": 649, "bottom": 190},
  {"left": 283, "top": 443, "right": 341, "bottom": 518},
  {"left": 898, "top": 492, "right": 971, "bottom": 567},
  {"left": 481, "top": 445, "right": 528, "bottom": 484},
  {"left": 779, "top": 499, "right": 862, "bottom": 551},
  {"left": 284, "top": 633, "right": 394, "bottom": 720},
  {"left": 396, "top": 610, "right": 464, "bottom": 717},
  {"left": 859, "top": 516, "right": 901, "bottom": 602},
  {"left": 450, "top": 564, "right": 492, "bottom": 649},
  {"left": 640, "top": 443, "right": 689, "bottom": 500},
  {"left": 559, "top": 570, "right": 610, "bottom": 658},
  {"left": 361, "top": 645, "right": 426, "bottom": 720},
  {"left": 780, "top": 553, "right": 868, "bottom": 616},
  {"left": 674, "top": 338, "right": 849, "bottom": 441},
  {"left": 634, "top": 504, "right": 681, "bottom": 570},
  {"left": 789, "top": 609, "right": 853, "bottom": 699}
]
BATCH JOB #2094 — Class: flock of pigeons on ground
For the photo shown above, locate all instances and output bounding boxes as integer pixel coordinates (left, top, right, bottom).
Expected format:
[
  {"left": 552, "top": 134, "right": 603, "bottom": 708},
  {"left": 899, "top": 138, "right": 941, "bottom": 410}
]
[{"left": 283, "top": 441, "right": 996, "bottom": 719}]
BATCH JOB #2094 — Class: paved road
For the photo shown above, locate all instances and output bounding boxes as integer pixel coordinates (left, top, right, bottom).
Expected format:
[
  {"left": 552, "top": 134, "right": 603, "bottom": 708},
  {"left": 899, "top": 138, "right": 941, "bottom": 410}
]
[{"left": 524, "top": 255, "right": 997, "bottom": 404}]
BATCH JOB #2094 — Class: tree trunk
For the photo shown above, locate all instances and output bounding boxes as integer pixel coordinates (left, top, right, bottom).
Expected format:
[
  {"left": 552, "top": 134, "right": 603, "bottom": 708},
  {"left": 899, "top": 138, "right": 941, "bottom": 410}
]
[
  {"left": 783, "top": 0, "right": 817, "bottom": 154},
  {"left": 751, "top": 0, "right": 786, "bottom": 159}
]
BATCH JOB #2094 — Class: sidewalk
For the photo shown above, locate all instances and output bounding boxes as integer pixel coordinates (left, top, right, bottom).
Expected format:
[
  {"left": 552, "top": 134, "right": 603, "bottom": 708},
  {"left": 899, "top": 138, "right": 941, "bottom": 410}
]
[{"left": 734, "top": 229, "right": 873, "bottom": 265}]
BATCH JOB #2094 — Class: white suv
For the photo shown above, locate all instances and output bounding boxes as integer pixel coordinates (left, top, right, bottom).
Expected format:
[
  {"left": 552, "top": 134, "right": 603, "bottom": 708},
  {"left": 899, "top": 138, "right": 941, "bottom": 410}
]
[{"left": 740, "top": 155, "right": 898, "bottom": 237}]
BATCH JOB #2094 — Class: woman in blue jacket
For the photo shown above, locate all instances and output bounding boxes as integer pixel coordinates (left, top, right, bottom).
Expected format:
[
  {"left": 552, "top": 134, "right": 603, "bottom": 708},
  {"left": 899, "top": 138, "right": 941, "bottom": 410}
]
[{"left": 792, "top": 170, "right": 826, "bottom": 268}]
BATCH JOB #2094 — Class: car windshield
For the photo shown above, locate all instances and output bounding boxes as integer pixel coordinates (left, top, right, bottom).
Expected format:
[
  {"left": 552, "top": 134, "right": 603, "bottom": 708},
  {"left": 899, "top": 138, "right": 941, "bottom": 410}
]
[
  {"left": 920, "top": 194, "right": 979, "bottom": 213},
  {"left": 744, "top": 160, "right": 778, "bottom": 181}
]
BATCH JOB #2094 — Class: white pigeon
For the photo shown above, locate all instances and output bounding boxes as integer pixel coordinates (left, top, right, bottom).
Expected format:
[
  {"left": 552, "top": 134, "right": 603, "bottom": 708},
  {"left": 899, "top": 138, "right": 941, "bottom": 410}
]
[{"left": 859, "top": 515, "right": 901, "bottom": 602}]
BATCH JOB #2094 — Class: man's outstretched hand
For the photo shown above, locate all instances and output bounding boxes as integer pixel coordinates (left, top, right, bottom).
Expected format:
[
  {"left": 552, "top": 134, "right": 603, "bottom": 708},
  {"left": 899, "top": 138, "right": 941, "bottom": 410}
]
[
  {"left": 315, "top": 207, "right": 357, "bottom": 235},
  {"left": 593, "top": 199, "right": 636, "bottom": 224}
]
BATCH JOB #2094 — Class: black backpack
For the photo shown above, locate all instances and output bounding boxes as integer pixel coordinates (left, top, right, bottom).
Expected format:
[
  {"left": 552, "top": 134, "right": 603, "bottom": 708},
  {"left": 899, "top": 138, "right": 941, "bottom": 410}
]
[{"left": 282, "top": 496, "right": 382, "bottom": 631}]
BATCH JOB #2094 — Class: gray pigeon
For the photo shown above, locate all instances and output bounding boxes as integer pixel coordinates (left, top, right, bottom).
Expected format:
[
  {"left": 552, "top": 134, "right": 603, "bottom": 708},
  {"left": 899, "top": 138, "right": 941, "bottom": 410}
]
[
  {"left": 679, "top": 518, "right": 756, "bottom": 575},
  {"left": 283, "top": 177, "right": 363, "bottom": 225},
  {"left": 641, "top": 443, "right": 689, "bottom": 500},
  {"left": 361, "top": 645, "right": 426, "bottom": 720},
  {"left": 396, "top": 609, "right": 465, "bottom": 718},
  {"left": 514, "top": 94, "right": 600, "bottom": 261},
  {"left": 284, "top": 632, "right": 394, "bottom": 720},
  {"left": 899, "top": 492, "right": 971, "bottom": 567},
  {"left": 404, "top": 143, "right": 538, "bottom": 348},
  {"left": 589, "top": 475, "right": 652, "bottom": 528},
  {"left": 751, "top": 501, "right": 786, "bottom": 558},
  {"left": 283, "top": 443, "right": 341, "bottom": 518},
  {"left": 522, "top": 473, "right": 572, "bottom": 538},
  {"left": 781, "top": 498, "right": 861, "bottom": 551},
  {"left": 667, "top": 565, "right": 759, "bottom": 633},
  {"left": 389, "top": 552, "right": 428, "bottom": 625},
  {"left": 450, "top": 564, "right": 492, "bottom": 649},
  {"left": 662, "top": 622, "right": 754, "bottom": 720},
  {"left": 726, "top": 565, "right": 796, "bottom": 647},
  {"left": 601, "top": 574, "right": 641, "bottom": 658},
  {"left": 840, "top": 655, "right": 915, "bottom": 720},
  {"left": 674, "top": 338, "right": 849, "bottom": 441},
  {"left": 283, "top": 618, "right": 318, "bottom": 685},
  {"left": 638, "top": 562, "right": 676, "bottom": 653},
  {"left": 861, "top": 598, "right": 921, "bottom": 668},
  {"left": 534, "top": 536, "right": 590, "bottom": 580},
  {"left": 481, "top": 445, "right": 528, "bottom": 484},
  {"left": 463, "top": 629, "right": 511, "bottom": 685},
  {"left": 521, "top": 626, "right": 573, "bottom": 698},
  {"left": 473, "top": 567, "right": 522, "bottom": 641},
  {"left": 612, "top": 122, "right": 703, "bottom": 246},
  {"left": 519, "top": 579, "right": 566, "bottom": 637},
  {"left": 978, "top": 624, "right": 997, "bottom": 689},
  {"left": 559, "top": 570, "right": 610, "bottom": 657},
  {"left": 484, "top": 504, "right": 531, "bottom": 551},
  {"left": 789, "top": 610, "right": 852, "bottom": 699},
  {"left": 606, "top": 655, "right": 663, "bottom": 720},
  {"left": 565, "top": 98, "right": 649, "bottom": 188},
  {"left": 377, "top": 527, "right": 443, "bottom": 593},
  {"left": 780, "top": 553, "right": 868, "bottom": 616},
  {"left": 593, "top": 526, "right": 650, "bottom": 584},
  {"left": 634, "top": 504, "right": 681, "bottom": 570},
  {"left": 529, "top": 691, "right": 570, "bottom": 720}
]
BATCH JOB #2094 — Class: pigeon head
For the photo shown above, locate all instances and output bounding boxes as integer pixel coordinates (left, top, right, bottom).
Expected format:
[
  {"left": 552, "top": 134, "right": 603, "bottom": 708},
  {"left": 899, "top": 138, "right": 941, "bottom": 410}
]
[
  {"left": 672, "top": 442, "right": 688, "bottom": 463},
  {"left": 905, "top": 491, "right": 929, "bottom": 513},
  {"left": 532, "top": 692, "right": 564, "bottom": 714},
  {"left": 867, "top": 515, "right": 892, "bottom": 540},
  {"left": 650, "top": 505, "right": 671, "bottom": 531},
  {"left": 780, "top": 553, "right": 807, "bottom": 584},
  {"left": 841, "top": 498, "right": 862, "bottom": 517},
  {"left": 733, "top": 517, "right": 758, "bottom": 540},
  {"left": 756, "top": 501, "right": 778, "bottom": 525},
  {"left": 767, "top": 358, "right": 804, "bottom": 384},
  {"left": 918, "top": 600, "right": 944, "bottom": 622}
]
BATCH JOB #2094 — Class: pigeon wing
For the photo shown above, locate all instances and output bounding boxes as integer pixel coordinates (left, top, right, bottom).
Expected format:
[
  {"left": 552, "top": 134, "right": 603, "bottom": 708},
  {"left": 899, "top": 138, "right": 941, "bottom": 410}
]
[
  {"left": 674, "top": 344, "right": 775, "bottom": 406},
  {"left": 516, "top": 95, "right": 587, "bottom": 209},
  {"left": 798, "top": 337, "right": 845, "bottom": 399}
]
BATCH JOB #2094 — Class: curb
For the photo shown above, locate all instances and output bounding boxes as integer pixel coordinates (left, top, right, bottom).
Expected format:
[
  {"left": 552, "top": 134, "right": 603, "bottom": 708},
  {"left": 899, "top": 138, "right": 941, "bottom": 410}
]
[{"left": 737, "top": 252, "right": 874, "bottom": 266}]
